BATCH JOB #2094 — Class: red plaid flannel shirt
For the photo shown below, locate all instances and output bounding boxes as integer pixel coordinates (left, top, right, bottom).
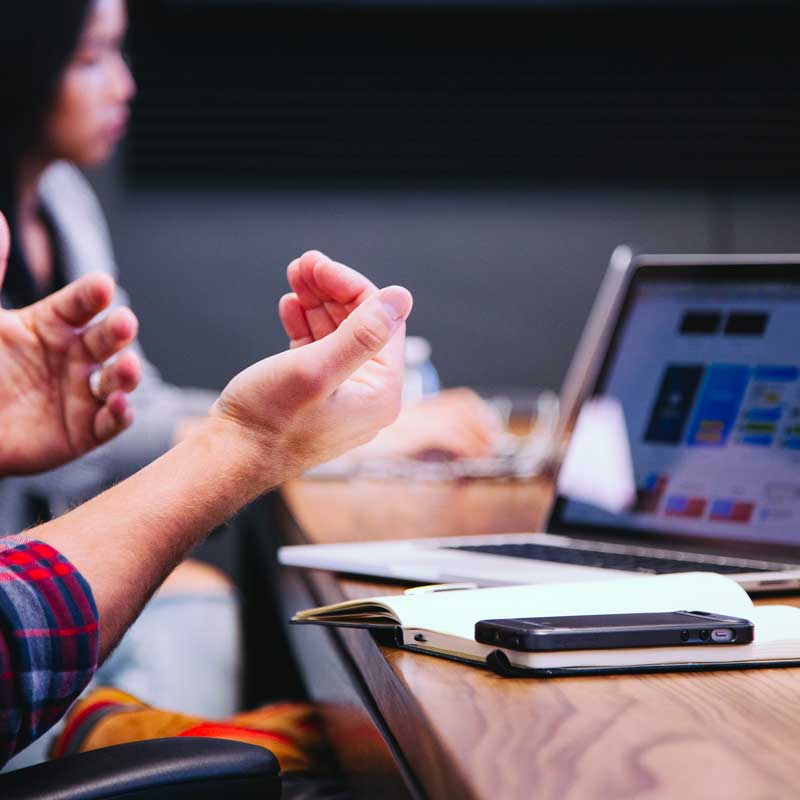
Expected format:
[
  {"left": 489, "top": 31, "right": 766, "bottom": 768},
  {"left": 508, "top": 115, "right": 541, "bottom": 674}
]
[{"left": 0, "top": 536, "right": 98, "bottom": 766}]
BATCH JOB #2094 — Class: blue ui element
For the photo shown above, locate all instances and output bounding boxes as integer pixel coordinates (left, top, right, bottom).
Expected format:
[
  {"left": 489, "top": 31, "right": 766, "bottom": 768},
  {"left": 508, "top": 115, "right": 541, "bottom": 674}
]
[
  {"left": 741, "top": 435, "right": 773, "bottom": 447},
  {"left": 643, "top": 365, "right": 705, "bottom": 444},
  {"left": 710, "top": 499, "right": 733, "bottom": 517},
  {"left": 664, "top": 496, "right": 688, "bottom": 514},
  {"left": 753, "top": 366, "right": 799, "bottom": 383},
  {"left": 745, "top": 407, "right": 782, "bottom": 422},
  {"left": 686, "top": 364, "right": 751, "bottom": 447}
]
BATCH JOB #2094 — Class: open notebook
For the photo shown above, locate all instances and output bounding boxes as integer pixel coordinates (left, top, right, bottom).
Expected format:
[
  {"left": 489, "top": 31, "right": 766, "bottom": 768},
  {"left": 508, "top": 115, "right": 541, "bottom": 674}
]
[{"left": 292, "top": 572, "right": 800, "bottom": 676}]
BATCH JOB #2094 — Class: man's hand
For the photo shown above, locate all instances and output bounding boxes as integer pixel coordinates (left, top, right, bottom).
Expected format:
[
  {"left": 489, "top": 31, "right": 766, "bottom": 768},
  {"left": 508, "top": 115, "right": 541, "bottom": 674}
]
[
  {"left": 211, "top": 251, "right": 412, "bottom": 478},
  {"left": 39, "top": 252, "right": 410, "bottom": 657},
  {"left": 0, "top": 213, "right": 142, "bottom": 475},
  {"left": 279, "top": 253, "right": 502, "bottom": 462}
]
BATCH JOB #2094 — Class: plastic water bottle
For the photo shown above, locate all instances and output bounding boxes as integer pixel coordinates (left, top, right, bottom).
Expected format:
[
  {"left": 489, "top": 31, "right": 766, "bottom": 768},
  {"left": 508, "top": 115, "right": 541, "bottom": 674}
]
[{"left": 403, "top": 336, "right": 440, "bottom": 404}]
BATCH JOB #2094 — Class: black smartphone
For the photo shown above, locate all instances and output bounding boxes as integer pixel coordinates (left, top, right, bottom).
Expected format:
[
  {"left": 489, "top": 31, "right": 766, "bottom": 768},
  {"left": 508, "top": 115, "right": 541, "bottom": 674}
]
[{"left": 474, "top": 610, "right": 754, "bottom": 652}]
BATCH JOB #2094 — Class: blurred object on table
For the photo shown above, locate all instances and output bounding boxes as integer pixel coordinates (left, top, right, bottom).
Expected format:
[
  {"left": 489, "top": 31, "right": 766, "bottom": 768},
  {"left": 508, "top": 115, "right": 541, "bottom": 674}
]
[{"left": 402, "top": 336, "right": 440, "bottom": 404}]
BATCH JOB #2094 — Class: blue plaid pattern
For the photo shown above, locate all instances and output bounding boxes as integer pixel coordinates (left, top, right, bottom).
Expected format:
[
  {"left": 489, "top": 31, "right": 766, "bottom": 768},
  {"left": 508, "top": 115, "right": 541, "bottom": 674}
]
[{"left": 0, "top": 536, "right": 98, "bottom": 766}]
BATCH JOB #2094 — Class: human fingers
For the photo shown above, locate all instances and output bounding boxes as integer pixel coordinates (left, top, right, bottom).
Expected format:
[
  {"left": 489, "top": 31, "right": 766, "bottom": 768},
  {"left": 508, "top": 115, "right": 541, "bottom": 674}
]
[
  {"left": 287, "top": 255, "right": 339, "bottom": 340},
  {"left": 289, "top": 252, "right": 381, "bottom": 341},
  {"left": 81, "top": 306, "right": 139, "bottom": 363},
  {"left": 445, "top": 412, "right": 500, "bottom": 456},
  {"left": 454, "top": 422, "right": 498, "bottom": 456},
  {"left": 286, "top": 255, "right": 318, "bottom": 308},
  {"left": 40, "top": 273, "right": 116, "bottom": 328},
  {"left": 312, "top": 255, "right": 380, "bottom": 333},
  {"left": 406, "top": 413, "right": 494, "bottom": 458},
  {"left": 294, "top": 285, "right": 413, "bottom": 395},
  {"left": 447, "top": 389, "right": 504, "bottom": 440},
  {"left": 415, "top": 430, "right": 489, "bottom": 459},
  {"left": 0, "top": 212, "right": 9, "bottom": 290},
  {"left": 278, "top": 293, "right": 313, "bottom": 348},
  {"left": 289, "top": 251, "right": 375, "bottom": 304},
  {"left": 93, "top": 390, "right": 134, "bottom": 443},
  {"left": 92, "top": 351, "right": 142, "bottom": 400},
  {"left": 307, "top": 254, "right": 377, "bottom": 307},
  {"left": 426, "top": 389, "right": 503, "bottom": 440}
]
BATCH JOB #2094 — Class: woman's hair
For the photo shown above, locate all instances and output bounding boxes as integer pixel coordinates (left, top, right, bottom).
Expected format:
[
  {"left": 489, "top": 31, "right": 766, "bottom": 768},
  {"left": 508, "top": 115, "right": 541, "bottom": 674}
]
[{"left": 0, "top": 0, "right": 91, "bottom": 302}]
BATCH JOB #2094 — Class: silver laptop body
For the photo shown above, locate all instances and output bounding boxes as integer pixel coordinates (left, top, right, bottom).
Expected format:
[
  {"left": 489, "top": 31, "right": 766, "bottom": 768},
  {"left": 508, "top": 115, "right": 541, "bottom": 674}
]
[{"left": 280, "top": 250, "right": 800, "bottom": 594}]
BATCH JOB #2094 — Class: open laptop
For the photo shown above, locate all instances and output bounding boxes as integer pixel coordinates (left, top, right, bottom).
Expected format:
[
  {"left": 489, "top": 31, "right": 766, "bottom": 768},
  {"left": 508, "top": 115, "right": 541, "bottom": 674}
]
[{"left": 279, "top": 251, "right": 800, "bottom": 593}]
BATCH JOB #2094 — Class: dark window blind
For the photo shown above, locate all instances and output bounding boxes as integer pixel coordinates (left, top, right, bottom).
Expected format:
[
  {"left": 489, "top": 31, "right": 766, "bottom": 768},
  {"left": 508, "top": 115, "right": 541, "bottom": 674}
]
[{"left": 125, "top": 4, "right": 800, "bottom": 187}]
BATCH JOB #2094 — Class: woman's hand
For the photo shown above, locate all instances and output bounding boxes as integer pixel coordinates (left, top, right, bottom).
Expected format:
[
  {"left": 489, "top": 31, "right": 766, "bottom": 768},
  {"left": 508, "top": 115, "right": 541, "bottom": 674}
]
[
  {"left": 210, "top": 251, "right": 413, "bottom": 480},
  {"left": 0, "top": 214, "right": 142, "bottom": 475},
  {"left": 352, "top": 388, "right": 503, "bottom": 461}
]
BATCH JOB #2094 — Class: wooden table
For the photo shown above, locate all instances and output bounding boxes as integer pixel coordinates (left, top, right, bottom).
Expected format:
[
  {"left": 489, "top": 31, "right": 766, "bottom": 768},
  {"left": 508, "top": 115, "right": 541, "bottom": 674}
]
[{"left": 275, "top": 476, "right": 800, "bottom": 800}]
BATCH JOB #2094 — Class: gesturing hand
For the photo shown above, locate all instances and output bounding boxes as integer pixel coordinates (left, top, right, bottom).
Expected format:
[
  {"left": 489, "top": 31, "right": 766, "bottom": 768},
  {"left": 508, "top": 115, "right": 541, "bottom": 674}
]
[
  {"left": 280, "top": 256, "right": 501, "bottom": 462},
  {"left": 0, "top": 213, "right": 142, "bottom": 475},
  {"left": 211, "top": 251, "right": 412, "bottom": 478},
  {"left": 279, "top": 251, "right": 380, "bottom": 349}
]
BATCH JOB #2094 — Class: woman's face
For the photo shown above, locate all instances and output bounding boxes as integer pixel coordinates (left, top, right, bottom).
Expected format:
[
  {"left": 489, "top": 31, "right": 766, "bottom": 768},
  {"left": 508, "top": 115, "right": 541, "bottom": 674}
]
[{"left": 44, "top": 0, "right": 136, "bottom": 166}]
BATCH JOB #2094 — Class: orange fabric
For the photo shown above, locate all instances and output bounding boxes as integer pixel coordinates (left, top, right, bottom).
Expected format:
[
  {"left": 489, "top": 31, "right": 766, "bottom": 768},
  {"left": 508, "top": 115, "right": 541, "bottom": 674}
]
[{"left": 52, "top": 687, "right": 324, "bottom": 773}]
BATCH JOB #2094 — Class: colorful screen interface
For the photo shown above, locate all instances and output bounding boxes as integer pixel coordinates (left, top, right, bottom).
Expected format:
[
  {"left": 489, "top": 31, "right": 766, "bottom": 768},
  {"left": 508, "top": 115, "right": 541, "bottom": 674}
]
[{"left": 561, "top": 278, "right": 800, "bottom": 546}]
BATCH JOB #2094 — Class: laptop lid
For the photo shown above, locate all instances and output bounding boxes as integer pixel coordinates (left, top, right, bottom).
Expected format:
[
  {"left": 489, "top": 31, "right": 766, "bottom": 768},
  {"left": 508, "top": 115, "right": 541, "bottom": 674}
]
[{"left": 547, "top": 255, "right": 800, "bottom": 562}]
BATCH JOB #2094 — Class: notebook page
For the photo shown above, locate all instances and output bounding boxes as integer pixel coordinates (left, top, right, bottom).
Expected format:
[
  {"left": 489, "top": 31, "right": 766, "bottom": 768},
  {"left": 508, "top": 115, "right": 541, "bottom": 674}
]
[{"left": 386, "top": 572, "right": 753, "bottom": 640}]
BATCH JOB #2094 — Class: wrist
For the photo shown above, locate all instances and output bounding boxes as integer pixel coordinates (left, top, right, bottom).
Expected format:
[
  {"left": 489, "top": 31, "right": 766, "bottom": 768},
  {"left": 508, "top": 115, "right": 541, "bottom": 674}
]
[{"left": 187, "top": 415, "right": 297, "bottom": 501}]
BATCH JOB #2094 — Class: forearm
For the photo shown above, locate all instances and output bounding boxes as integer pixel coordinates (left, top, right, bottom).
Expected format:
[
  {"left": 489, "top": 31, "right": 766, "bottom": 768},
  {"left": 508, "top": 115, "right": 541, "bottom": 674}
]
[
  {"left": 26, "top": 258, "right": 411, "bottom": 664},
  {"left": 34, "top": 419, "right": 279, "bottom": 660}
]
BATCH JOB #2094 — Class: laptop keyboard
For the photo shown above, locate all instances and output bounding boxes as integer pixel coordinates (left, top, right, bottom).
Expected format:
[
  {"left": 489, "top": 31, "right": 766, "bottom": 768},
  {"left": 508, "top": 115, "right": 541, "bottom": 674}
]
[{"left": 446, "top": 542, "right": 777, "bottom": 575}]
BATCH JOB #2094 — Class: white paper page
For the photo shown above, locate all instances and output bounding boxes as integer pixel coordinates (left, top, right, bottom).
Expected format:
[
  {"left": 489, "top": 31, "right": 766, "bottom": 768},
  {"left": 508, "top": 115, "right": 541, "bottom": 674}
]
[
  {"left": 747, "top": 605, "right": 800, "bottom": 643},
  {"left": 383, "top": 572, "right": 752, "bottom": 640}
]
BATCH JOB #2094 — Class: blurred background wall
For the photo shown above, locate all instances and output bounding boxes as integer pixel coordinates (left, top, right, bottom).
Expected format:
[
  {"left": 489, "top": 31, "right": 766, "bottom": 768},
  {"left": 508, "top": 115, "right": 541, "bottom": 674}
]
[{"left": 89, "top": 1, "right": 800, "bottom": 394}]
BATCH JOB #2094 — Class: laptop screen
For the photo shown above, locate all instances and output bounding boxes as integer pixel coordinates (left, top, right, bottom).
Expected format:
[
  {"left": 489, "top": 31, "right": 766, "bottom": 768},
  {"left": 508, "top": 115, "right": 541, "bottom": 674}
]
[{"left": 555, "top": 264, "right": 800, "bottom": 554}]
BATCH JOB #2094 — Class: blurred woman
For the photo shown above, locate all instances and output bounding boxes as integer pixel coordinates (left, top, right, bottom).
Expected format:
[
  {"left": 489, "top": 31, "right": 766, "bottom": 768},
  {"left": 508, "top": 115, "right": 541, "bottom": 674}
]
[
  {"left": 0, "top": 2, "right": 239, "bottom": 768},
  {"left": 0, "top": 0, "right": 217, "bottom": 530}
]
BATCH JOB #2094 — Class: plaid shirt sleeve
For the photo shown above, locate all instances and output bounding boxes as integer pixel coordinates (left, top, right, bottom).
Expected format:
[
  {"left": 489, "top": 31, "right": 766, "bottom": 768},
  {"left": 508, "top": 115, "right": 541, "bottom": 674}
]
[{"left": 0, "top": 536, "right": 98, "bottom": 766}]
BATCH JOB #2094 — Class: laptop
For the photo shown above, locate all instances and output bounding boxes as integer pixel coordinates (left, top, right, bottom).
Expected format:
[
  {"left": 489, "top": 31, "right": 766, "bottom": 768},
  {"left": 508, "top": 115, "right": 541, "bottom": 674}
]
[{"left": 279, "top": 250, "right": 800, "bottom": 593}]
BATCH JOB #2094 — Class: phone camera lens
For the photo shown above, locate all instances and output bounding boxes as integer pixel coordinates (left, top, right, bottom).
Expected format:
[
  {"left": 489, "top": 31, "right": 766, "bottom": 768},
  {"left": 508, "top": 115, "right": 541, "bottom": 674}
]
[
  {"left": 700, "top": 629, "right": 710, "bottom": 641},
  {"left": 680, "top": 630, "right": 690, "bottom": 641}
]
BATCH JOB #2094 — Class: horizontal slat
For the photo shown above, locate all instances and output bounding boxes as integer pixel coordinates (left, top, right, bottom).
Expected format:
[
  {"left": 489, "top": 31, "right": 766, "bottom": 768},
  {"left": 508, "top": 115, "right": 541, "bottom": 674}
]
[{"left": 125, "top": 3, "right": 800, "bottom": 186}]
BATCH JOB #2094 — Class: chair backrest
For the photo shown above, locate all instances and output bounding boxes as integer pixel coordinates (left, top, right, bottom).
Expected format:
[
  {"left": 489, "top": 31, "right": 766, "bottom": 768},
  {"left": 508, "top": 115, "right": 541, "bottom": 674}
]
[{"left": 0, "top": 737, "right": 281, "bottom": 800}]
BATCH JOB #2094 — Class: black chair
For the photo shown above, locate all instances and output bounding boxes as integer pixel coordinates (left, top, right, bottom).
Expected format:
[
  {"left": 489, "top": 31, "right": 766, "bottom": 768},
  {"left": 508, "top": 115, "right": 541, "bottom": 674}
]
[{"left": 0, "top": 737, "right": 281, "bottom": 800}]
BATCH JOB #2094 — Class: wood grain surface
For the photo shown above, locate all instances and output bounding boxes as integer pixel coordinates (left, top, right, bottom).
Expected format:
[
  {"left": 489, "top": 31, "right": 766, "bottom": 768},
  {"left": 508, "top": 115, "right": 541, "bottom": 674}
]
[{"left": 282, "top": 477, "right": 800, "bottom": 800}]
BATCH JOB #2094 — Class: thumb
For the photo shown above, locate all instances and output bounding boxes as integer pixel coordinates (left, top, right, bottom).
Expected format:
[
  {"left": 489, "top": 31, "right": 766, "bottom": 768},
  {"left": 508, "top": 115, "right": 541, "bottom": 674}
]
[{"left": 299, "top": 285, "right": 413, "bottom": 391}]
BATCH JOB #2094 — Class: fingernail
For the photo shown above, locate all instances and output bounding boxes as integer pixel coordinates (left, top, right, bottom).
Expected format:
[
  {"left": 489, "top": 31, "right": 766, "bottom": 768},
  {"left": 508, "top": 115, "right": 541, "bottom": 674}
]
[{"left": 379, "top": 286, "right": 413, "bottom": 322}]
